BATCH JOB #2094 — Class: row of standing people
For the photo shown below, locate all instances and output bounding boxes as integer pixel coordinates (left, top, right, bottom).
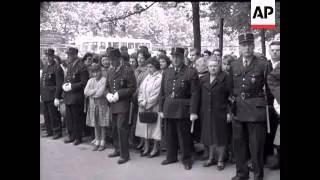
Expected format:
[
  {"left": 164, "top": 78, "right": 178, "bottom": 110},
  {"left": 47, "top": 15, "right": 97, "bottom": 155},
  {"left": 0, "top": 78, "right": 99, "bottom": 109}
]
[{"left": 40, "top": 32, "right": 280, "bottom": 180}]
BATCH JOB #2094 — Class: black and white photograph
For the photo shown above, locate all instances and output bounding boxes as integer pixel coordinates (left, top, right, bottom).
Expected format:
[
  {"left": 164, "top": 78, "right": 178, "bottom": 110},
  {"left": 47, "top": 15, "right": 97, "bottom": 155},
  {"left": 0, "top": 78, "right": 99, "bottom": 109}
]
[{"left": 40, "top": 1, "right": 280, "bottom": 180}]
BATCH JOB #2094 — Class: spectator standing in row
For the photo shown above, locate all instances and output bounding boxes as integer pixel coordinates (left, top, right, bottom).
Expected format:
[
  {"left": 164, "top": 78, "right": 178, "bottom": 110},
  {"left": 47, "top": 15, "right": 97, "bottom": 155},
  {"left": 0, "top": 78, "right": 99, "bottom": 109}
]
[
  {"left": 84, "top": 58, "right": 110, "bottom": 151},
  {"left": 135, "top": 57, "right": 163, "bottom": 158}
]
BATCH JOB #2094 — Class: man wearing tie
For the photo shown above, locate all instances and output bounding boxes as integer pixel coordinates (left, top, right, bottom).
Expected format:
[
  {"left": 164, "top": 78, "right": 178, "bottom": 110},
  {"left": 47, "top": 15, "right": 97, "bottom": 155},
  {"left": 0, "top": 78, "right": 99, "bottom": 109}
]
[
  {"left": 159, "top": 47, "right": 200, "bottom": 170},
  {"left": 229, "top": 32, "right": 272, "bottom": 180}
]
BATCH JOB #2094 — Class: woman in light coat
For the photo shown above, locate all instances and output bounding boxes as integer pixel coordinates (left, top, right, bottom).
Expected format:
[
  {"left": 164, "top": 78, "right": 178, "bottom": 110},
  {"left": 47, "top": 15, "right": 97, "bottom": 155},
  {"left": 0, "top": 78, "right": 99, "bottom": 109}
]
[{"left": 135, "top": 57, "right": 163, "bottom": 158}]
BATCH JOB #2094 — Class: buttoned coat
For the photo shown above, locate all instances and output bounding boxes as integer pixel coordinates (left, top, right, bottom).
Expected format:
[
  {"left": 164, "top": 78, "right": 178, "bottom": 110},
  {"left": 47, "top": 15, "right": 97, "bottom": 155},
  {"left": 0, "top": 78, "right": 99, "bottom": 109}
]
[
  {"left": 200, "top": 71, "right": 232, "bottom": 145},
  {"left": 159, "top": 64, "right": 200, "bottom": 119}
]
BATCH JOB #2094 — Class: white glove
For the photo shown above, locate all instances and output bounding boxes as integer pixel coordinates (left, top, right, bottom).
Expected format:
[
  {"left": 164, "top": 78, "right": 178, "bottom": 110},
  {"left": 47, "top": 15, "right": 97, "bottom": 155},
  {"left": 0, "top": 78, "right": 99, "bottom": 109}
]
[
  {"left": 54, "top": 98, "right": 60, "bottom": 107},
  {"left": 106, "top": 93, "right": 114, "bottom": 103},
  {"left": 112, "top": 92, "right": 119, "bottom": 102},
  {"left": 159, "top": 112, "right": 164, "bottom": 119},
  {"left": 62, "top": 83, "right": 70, "bottom": 92},
  {"left": 64, "top": 83, "right": 72, "bottom": 92},
  {"left": 227, "top": 113, "right": 233, "bottom": 123},
  {"left": 190, "top": 113, "right": 198, "bottom": 122}
]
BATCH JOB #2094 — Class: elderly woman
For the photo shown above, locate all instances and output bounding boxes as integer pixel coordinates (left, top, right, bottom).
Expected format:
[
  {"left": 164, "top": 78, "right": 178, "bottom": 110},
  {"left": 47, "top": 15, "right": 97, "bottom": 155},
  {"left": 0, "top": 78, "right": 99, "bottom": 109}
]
[
  {"left": 135, "top": 57, "right": 162, "bottom": 158},
  {"left": 200, "top": 56, "right": 232, "bottom": 170}
]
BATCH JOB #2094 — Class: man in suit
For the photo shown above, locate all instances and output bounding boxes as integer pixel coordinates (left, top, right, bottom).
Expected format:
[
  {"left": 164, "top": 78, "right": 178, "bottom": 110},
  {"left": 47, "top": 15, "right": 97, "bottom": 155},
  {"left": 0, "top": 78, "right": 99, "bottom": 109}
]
[
  {"left": 106, "top": 48, "right": 136, "bottom": 164},
  {"left": 159, "top": 47, "right": 200, "bottom": 170},
  {"left": 266, "top": 41, "right": 280, "bottom": 170},
  {"left": 230, "top": 32, "right": 272, "bottom": 180},
  {"left": 62, "top": 47, "right": 89, "bottom": 145},
  {"left": 41, "top": 48, "right": 63, "bottom": 139}
]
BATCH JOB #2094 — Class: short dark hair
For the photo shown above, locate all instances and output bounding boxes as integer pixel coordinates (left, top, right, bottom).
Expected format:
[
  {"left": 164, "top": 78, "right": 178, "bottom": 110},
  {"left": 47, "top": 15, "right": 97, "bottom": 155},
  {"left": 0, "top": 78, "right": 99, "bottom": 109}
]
[
  {"left": 82, "top": 52, "right": 94, "bottom": 62},
  {"left": 92, "top": 54, "right": 101, "bottom": 64},
  {"left": 137, "top": 49, "right": 151, "bottom": 60},
  {"left": 157, "top": 54, "right": 171, "bottom": 67},
  {"left": 146, "top": 56, "right": 160, "bottom": 70},
  {"left": 129, "top": 54, "right": 138, "bottom": 65},
  {"left": 203, "top": 50, "right": 212, "bottom": 56}
]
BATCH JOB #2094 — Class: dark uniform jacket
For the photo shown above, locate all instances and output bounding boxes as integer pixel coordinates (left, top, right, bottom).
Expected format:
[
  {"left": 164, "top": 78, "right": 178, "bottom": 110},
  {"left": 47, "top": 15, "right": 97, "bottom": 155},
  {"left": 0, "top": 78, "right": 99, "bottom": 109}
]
[
  {"left": 63, "top": 58, "right": 89, "bottom": 105},
  {"left": 41, "top": 61, "right": 64, "bottom": 102},
  {"left": 267, "top": 63, "right": 280, "bottom": 104},
  {"left": 159, "top": 64, "right": 200, "bottom": 119},
  {"left": 106, "top": 64, "right": 136, "bottom": 114},
  {"left": 230, "top": 55, "right": 271, "bottom": 122}
]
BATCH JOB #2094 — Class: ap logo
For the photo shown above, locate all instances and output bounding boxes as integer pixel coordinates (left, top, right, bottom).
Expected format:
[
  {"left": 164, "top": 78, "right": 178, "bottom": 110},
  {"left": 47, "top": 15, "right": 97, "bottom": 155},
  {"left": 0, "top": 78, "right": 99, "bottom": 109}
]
[{"left": 251, "top": 0, "right": 276, "bottom": 29}]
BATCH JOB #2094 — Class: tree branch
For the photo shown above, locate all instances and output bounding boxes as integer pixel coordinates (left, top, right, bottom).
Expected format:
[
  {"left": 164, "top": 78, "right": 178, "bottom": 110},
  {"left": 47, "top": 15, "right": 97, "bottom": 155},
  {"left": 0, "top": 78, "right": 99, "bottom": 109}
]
[{"left": 99, "top": 2, "right": 156, "bottom": 24}]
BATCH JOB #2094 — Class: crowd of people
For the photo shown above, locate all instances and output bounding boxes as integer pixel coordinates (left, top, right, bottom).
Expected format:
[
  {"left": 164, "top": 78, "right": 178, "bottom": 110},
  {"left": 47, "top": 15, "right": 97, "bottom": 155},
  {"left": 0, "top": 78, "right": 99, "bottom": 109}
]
[{"left": 40, "top": 32, "right": 280, "bottom": 180}]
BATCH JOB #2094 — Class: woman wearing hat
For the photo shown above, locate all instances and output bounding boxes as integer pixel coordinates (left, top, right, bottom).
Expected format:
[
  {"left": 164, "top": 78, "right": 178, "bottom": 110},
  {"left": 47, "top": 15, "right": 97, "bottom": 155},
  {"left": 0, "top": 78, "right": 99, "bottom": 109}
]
[
  {"left": 135, "top": 57, "right": 163, "bottom": 157},
  {"left": 84, "top": 61, "right": 110, "bottom": 151}
]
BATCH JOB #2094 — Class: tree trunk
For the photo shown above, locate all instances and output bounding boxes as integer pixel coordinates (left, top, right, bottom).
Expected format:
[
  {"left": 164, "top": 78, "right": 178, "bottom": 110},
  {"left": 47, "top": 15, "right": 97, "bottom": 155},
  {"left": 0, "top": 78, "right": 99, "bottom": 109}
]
[
  {"left": 191, "top": 2, "right": 201, "bottom": 52},
  {"left": 219, "top": 18, "right": 224, "bottom": 56},
  {"left": 260, "top": 29, "right": 266, "bottom": 56}
]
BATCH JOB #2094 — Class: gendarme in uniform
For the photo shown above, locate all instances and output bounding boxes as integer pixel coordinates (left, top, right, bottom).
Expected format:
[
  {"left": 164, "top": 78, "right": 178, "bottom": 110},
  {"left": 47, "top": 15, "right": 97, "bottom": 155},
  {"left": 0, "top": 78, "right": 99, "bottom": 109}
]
[
  {"left": 159, "top": 47, "right": 200, "bottom": 170},
  {"left": 41, "top": 48, "right": 63, "bottom": 139},
  {"left": 63, "top": 47, "right": 89, "bottom": 145},
  {"left": 230, "top": 33, "right": 271, "bottom": 180}
]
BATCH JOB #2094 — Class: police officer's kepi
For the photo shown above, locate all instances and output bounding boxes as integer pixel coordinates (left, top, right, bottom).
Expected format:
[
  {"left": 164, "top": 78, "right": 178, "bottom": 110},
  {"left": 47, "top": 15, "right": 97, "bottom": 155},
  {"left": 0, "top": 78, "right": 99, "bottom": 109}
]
[
  {"left": 171, "top": 47, "right": 185, "bottom": 56},
  {"left": 109, "top": 48, "right": 121, "bottom": 61},
  {"left": 45, "top": 48, "right": 55, "bottom": 56},
  {"left": 66, "top": 47, "right": 78, "bottom": 55},
  {"left": 238, "top": 33, "right": 254, "bottom": 45}
]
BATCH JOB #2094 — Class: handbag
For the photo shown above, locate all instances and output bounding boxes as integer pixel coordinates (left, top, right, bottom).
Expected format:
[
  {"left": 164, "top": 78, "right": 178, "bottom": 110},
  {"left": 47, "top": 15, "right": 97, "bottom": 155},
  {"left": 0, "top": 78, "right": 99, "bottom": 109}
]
[{"left": 139, "top": 109, "right": 158, "bottom": 124}]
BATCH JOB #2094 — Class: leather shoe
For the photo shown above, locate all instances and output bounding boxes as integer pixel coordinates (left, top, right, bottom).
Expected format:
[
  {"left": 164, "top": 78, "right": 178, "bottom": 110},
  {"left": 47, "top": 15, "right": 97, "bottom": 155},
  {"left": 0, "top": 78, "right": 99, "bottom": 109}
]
[
  {"left": 42, "top": 133, "right": 53, "bottom": 137},
  {"left": 92, "top": 145, "right": 99, "bottom": 151},
  {"left": 203, "top": 159, "right": 217, "bottom": 167},
  {"left": 117, "top": 158, "right": 129, "bottom": 164},
  {"left": 64, "top": 137, "right": 75, "bottom": 143},
  {"left": 231, "top": 175, "right": 249, "bottom": 180},
  {"left": 217, "top": 161, "right": 225, "bottom": 171},
  {"left": 148, "top": 151, "right": 160, "bottom": 158},
  {"left": 52, "top": 134, "right": 62, "bottom": 140},
  {"left": 108, "top": 151, "right": 120, "bottom": 158},
  {"left": 97, "top": 145, "right": 106, "bottom": 151},
  {"left": 183, "top": 163, "right": 192, "bottom": 170},
  {"left": 73, "top": 139, "right": 82, "bottom": 146},
  {"left": 141, "top": 150, "right": 150, "bottom": 157},
  {"left": 161, "top": 159, "right": 178, "bottom": 165}
]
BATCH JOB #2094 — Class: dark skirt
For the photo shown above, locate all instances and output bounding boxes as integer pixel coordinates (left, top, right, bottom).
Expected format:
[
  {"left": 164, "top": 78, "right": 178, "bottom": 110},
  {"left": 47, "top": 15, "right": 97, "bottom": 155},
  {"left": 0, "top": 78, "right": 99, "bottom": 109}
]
[{"left": 201, "top": 114, "right": 229, "bottom": 146}]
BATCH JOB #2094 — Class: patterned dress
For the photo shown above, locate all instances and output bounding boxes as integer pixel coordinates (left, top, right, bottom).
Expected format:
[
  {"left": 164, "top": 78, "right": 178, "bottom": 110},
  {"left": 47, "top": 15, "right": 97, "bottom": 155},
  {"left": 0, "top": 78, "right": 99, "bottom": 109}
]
[{"left": 84, "top": 77, "right": 109, "bottom": 127}]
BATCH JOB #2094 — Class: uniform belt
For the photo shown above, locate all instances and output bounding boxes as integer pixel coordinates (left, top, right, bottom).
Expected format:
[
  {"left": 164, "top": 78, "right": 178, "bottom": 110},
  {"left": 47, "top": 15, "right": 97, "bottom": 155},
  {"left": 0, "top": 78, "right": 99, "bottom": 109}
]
[{"left": 239, "top": 93, "right": 264, "bottom": 100}]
